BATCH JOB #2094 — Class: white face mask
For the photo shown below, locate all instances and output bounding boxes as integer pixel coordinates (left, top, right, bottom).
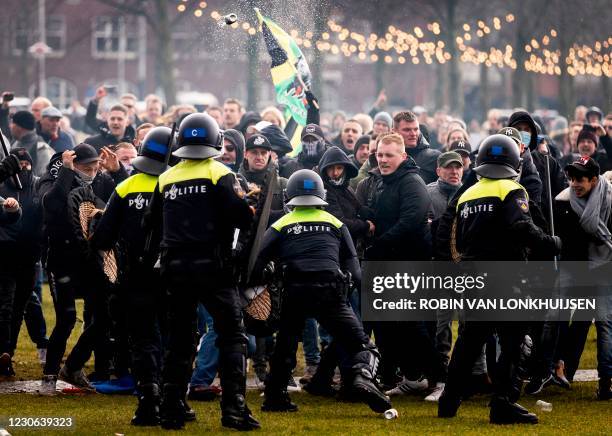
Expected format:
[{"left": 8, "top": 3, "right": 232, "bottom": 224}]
[{"left": 75, "top": 168, "right": 95, "bottom": 185}]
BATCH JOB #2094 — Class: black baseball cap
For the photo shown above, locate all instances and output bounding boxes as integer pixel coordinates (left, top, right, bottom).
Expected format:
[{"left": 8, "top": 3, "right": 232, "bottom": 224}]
[
  {"left": 74, "top": 143, "right": 101, "bottom": 164},
  {"left": 448, "top": 139, "right": 471, "bottom": 157},
  {"left": 245, "top": 134, "right": 272, "bottom": 151},
  {"left": 301, "top": 123, "right": 324, "bottom": 141},
  {"left": 564, "top": 156, "right": 600, "bottom": 179}
]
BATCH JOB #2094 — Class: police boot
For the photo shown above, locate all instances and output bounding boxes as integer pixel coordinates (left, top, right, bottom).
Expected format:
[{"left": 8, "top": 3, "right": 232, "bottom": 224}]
[
  {"left": 489, "top": 396, "right": 538, "bottom": 424},
  {"left": 261, "top": 389, "right": 298, "bottom": 412},
  {"left": 131, "top": 383, "right": 160, "bottom": 426},
  {"left": 219, "top": 343, "right": 262, "bottom": 429},
  {"left": 221, "top": 393, "right": 261, "bottom": 431},
  {"left": 160, "top": 383, "right": 185, "bottom": 430},
  {"left": 349, "top": 344, "right": 392, "bottom": 413},
  {"left": 438, "top": 390, "right": 462, "bottom": 418}
]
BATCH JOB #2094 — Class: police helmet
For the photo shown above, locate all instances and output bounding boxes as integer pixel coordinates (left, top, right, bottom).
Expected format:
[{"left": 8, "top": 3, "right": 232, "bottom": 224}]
[
  {"left": 474, "top": 134, "right": 521, "bottom": 179},
  {"left": 132, "top": 126, "right": 172, "bottom": 176},
  {"left": 285, "top": 169, "right": 328, "bottom": 207},
  {"left": 173, "top": 113, "right": 223, "bottom": 160}
]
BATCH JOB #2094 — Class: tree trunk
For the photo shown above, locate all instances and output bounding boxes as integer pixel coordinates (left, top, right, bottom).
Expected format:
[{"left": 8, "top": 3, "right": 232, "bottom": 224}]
[
  {"left": 154, "top": 0, "right": 176, "bottom": 105},
  {"left": 526, "top": 73, "right": 535, "bottom": 112},
  {"left": 602, "top": 76, "right": 611, "bottom": 114},
  {"left": 373, "top": 20, "right": 386, "bottom": 96},
  {"left": 435, "top": 62, "right": 446, "bottom": 110},
  {"left": 310, "top": 0, "right": 329, "bottom": 101},
  {"left": 446, "top": 0, "right": 463, "bottom": 116},
  {"left": 246, "top": 33, "right": 260, "bottom": 111},
  {"left": 478, "top": 35, "right": 489, "bottom": 121}
]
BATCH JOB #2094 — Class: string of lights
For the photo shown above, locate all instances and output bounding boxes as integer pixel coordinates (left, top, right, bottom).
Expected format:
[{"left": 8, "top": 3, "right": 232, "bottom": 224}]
[{"left": 176, "top": 2, "right": 611, "bottom": 77}]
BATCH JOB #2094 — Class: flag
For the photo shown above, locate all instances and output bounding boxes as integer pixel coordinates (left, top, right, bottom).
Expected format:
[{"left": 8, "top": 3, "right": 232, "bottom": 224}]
[{"left": 255, "top": 8, "right": 312, "bottom": 155}]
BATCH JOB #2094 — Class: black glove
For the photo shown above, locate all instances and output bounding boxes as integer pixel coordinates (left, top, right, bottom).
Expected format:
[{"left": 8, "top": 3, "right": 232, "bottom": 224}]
[
  {"left": 0, "top": 154, "right": 21, "bottom": 183},
  {"left": 262, "top": 262, "right": 275, "bottom": 283},
  {"left": 305, "top": 90, "right": 318, "bottom": 108}
]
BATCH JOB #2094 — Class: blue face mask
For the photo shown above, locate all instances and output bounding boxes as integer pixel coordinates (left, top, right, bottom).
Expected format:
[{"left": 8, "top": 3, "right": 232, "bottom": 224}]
[{"left": 520, "top": 131, "right": 531, "bottom": 146}]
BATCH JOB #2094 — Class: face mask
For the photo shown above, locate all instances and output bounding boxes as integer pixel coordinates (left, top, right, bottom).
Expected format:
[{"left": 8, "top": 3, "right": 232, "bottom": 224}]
[
  {"left": 75, "top": 168, "right": 95, "bottom": 185},
  {"left": 520, "top": 131, "right": 531, "bottom": 146},
  {"left": 328, "top": 174, "right": 345, "bottom": 186},
  {"left": 124, "top": 164, "right": 133, "bottom": 175},
  {"left": 302, "top": 139, "right": 323, "bottom": 158}
]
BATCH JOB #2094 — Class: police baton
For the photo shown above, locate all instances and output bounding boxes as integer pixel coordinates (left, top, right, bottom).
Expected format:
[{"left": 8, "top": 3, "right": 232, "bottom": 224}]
[
  {"left": 544, "top": 151, "right": 558, "bottom": 270},
  {"left": 0, "top": 128, "right": 22, "bottom": 190}
]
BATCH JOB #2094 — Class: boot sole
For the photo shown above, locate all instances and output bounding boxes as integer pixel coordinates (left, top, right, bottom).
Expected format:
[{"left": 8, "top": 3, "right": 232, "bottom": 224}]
[
  {"left": 352, "top": 383, "right": 392, "bottom": 413},
  {"left": 222, "top": 418, "right": 261, "bottom": 431}
]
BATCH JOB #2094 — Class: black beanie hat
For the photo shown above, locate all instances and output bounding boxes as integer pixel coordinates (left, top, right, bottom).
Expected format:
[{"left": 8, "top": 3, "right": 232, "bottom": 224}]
[{"left": 12, "top": 111, "right": 36, "bottom": 131}]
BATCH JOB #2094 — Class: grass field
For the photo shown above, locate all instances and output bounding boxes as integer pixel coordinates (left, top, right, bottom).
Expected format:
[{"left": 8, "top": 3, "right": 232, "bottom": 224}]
[{"left": 0, "top": 286, "right": 607, "bottom": 435}]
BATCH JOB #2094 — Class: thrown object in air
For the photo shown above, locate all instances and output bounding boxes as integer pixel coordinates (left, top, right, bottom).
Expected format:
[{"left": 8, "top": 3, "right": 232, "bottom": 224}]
[{"left": 218, "top": 13, "right": 237, "bottom": 27}]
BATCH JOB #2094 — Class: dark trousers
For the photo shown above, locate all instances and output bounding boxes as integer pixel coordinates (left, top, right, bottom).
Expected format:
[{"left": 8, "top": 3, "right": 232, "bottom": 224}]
[
  {"left": 44, "top": 271, "right": 111, "bottom": 376},
  {"left": 371, "top": 320, "right": 446, "bottom": 384},
  {"left": 265, "top": 281, "right": 370, "bottom": 394},
  {"left": 528, "top": 321, "right": 560, "bottom": 377},
  {"left": 161, "top": 255, "right": 248, "bottom": 409},
  {"left": 0, "top": 273, "right": 16, "bottom": 354},
  {"left": 124, "top": 272, "right": 164, "bottom": 386},
  {"left": 445, "top": 321, "right": 525, "bottom": 400},
  {"left": 9, "top": 263, "right": 48, "bottom": 353}
]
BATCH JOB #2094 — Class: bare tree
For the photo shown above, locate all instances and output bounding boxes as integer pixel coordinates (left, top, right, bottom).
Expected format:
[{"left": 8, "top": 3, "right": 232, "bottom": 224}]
[{"left": 96, "top": 0, "right": 203, "bottom": 105}]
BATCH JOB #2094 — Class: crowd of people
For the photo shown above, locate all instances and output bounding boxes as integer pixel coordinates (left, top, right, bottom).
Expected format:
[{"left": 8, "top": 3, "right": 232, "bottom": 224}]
[{"left": 0, "top": 85, "right": 610, "bottom": 431}]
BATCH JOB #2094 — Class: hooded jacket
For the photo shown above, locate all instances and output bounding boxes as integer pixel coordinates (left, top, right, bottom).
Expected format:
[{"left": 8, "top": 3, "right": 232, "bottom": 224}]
[
  {"left": 366, "top": 158, "right": 432, "bottom": 260},
  {"left": 236, "top": 111, "right": 262, "bottom": 136},
  {"left": 11, "top": 131, "right": 55, "bottom": 177},
  {"left": 406, "top": 134, "right": 440, "bottom": 185},
  {"left": 500, "top": 111, "right": 544, "bottom": 202},
  {"left": 318, "top": 146, "right": 369, "bottom": 240},
  {"left": 222, "top": 129, "right": 245, "bottom": 172}
]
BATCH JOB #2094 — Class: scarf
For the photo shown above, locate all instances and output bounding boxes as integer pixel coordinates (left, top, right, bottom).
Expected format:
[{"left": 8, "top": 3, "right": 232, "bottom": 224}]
[{"left": 569, "top": 176, "right": 612, "bottom": 266}]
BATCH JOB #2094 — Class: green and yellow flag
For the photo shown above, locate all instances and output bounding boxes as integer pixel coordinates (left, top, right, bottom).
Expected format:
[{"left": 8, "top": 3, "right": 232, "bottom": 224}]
[{"left": 255, "top": 8, "right": 312, "bottom": 155}]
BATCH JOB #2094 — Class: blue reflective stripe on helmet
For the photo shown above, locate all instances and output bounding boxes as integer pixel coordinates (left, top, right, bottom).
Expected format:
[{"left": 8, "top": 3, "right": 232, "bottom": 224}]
[
  {"left": 303, "top": 179, "right": 315, "bottom": 189},
  {"left": 184, "top": 128, "right": 207, "bottom": 138},
  {"left": 147, "top": 140, "right": 167, "bottom": 154},
  {"left": 491, "top": 145, "right": 503, "bottom": 156}
]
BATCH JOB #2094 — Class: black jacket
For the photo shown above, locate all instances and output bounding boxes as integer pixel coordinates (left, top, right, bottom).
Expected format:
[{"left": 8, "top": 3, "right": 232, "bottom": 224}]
[
  {"left": 39, "top": 159, "right": 128, "bottom": 272},
  {"left": 0, "top": 172, "right": 43, "bottom": 264},
  {"left": 319, "top": 146, "right": 368, "bottom": 240},
  {"left": 366, "top": 159, "right": 432, "bottom": 260},
  {"left": 519, "top": 147, "right": 543, "bottom": 204},
  {"left": 405, "top": 134, "right": 440, "bottom": 185},
  {"left": 84, "top": 124, "right": 136, "bottom": 152},
  {"left": 531, "top": 150, "right": 567, "bottom": 221},
  {"left": 553, "top": 187, "right": 612, "bottom": 261}
]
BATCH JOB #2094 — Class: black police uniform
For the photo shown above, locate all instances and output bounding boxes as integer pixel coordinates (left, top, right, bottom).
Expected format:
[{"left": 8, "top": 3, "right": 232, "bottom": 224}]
[
  {"left": 253, "top": 170, "right": 392, "bottom": 414},
  {"left": 90, "top": 171, "right": 164, "bottom": 420},
  {"left": 439, "top": 135, "right": 559, "bottom": 424},
  {"left": 154, "top": 114, "right": 258, "bottom": 431}
]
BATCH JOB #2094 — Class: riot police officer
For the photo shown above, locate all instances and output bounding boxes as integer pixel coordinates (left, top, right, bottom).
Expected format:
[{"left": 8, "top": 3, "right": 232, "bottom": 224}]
[
  {"left": 90, "top": 126, "right": 172, "bottom": 426},
  {"left": 252, "top": 169, "right": 392, "bottom": 415},
  {"left": 153, "top": 113, "right": 259, "bottom": 431},
  {"left": 438, "top": 134, "right": 561, "bottom": 424}
]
